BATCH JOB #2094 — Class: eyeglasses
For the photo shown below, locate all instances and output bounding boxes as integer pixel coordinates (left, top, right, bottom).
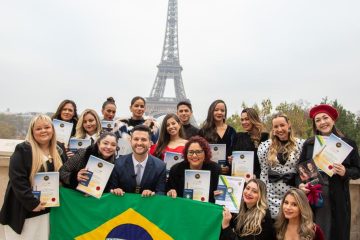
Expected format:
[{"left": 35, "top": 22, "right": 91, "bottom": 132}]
[{"left": 187, "top": 150, "right": 204, "bottom": 156}]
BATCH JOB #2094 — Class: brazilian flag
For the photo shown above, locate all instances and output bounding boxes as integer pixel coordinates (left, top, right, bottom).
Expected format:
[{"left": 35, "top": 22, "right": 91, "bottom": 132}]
[{"left": 50, "top": 187, "right": 222, "bottom": 239}]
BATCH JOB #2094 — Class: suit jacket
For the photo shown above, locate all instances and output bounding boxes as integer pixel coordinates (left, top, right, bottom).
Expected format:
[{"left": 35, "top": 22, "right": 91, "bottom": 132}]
[{"left": 109, "top": 153, "right": 166, "bottom": 194}]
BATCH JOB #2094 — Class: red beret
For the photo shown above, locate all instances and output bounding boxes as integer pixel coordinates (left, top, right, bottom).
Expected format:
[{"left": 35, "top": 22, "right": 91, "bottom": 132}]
[{"left": 309, "top": 104, "right": 338, "bottom": 121}]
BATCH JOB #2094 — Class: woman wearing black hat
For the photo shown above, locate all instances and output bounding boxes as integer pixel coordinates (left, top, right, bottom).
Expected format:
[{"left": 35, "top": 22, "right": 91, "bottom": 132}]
[{"left": 297, "top": 104, "right": 360, "bottom": 240}]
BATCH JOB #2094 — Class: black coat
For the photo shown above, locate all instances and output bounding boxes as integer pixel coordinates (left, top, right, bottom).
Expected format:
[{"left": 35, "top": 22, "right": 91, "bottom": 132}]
[
  {"left": 59, "top": 144, "right": 115, "bottom": 192},
  {"left": 166, "top": 161, "right": 221, "bottom": 203},
  {"left": 220, "top": 209, "right": 275, "bottom": 240},
  {"left": 232, "top": 132, "right": 269, "bottom": 178},
  {"left": 0, "top": 142, "right": 67, "bottom": 234},
  {"left": 299, "top": 136, "right": 360, "bottom": 240}
]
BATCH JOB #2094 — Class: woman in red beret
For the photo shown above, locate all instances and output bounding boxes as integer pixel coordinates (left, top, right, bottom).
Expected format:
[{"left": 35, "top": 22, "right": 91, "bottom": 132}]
[{"left": 297, "top": 104, "right": 360, "bottom": 240}]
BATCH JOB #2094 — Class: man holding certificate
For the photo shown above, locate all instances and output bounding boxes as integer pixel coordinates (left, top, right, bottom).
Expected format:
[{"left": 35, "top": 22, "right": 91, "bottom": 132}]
[{"left": 109, "top": 125, "right": 166, "bottom": 196}]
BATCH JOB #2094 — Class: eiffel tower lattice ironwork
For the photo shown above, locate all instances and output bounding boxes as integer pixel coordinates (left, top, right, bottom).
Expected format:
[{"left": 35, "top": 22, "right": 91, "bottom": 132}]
[{"left": 146, "top": 0, "right": 188, "bottom": 118}]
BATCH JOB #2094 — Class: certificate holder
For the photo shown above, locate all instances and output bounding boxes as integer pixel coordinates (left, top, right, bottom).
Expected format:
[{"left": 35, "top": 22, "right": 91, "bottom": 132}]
[
  {"left": 164, "top": 151, "right": 184, "bottom": 176},
  {"left": 215, "top": 175, "right": 245, "bottom": 213},
  {"left": 184, "top": 170, "right": 211, "bottom": 202},
  {"left": 32, "top": 172, "right": 60, "bottom": 207},
  {"left": 68, "top": 138, "right": 91, "bottom": 152},
  {"left": 209, "top": 144, "right": 227, "bottom": 167},
  {"left": 76, "top": 155, "right": 114, "bottom": 198},
  {"left": 53, "top": 119, "right": 73, "bottom": 147},
  {"left": 231, "top": 151, "right": 254, "bottom": 180},
  {"left": 313, "top": 134, "right": 353, "bottom": 177},
  {"left": 101, "top": 120, "right": 115, "bottom": 131},
  {"left": 116, "top": 138, "right": 133, "bottom": 157}
]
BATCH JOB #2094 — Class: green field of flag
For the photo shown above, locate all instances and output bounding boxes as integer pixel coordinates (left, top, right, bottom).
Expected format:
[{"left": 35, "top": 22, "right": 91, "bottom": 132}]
[{"left": 50, "top": 187, "right": 222, "bottom": 240}]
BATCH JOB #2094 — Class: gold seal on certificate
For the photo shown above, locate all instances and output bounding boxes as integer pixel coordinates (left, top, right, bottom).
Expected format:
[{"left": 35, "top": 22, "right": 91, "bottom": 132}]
[
  {"left": 231, "top": 151, "right": 254, "bottom": 180},
  {"left": 209, "top": 144, "right": 226, "bottom": 166},
  {"left": 215, "top": 175, "right": 245, "bottom": 213},
  {"left": 32, "top": 172, "right": 60, "bottom": 207},
  {"left": 313, "top": 134, "right": 353, "bottom": 177},
  {"left": 69, "top": 138, "right": 91, "bottom": 152},
  {"left": 164, "top": 151, "right": 184, "bottom": 175},
  {"left": 53, "top": 119, "right": 73, "bottom": 147},
  {"left": 76, "top": 155, "right": 114, "bottom": 198},
  {"left": 184, "top": 170, "right": 211, "bottom": 202},
  {"left": 101, "top": 120, "right": 115, "bottom": 131}
]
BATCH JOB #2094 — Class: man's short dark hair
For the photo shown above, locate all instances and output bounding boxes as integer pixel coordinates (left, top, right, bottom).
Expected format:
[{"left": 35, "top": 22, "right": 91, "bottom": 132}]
[
  {"left": 177, "top": 101, "right": 192, "bottom": 112},
  {"left": 131, "top": 124, "right": 152, "bottom": 138}
]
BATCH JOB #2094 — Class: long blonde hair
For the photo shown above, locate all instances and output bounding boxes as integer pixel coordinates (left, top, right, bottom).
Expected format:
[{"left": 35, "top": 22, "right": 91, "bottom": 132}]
[
  {"left": 235, "top": 179, "right": 268, "bottom": 236},
  {"left": 25, "top": 114, "right": 63, "bottom": 184},
  {"left": 275, "top": 188, "right": 315, "bottom": 240},
  {"left": 268, "top": 113, "right": 298, "bottom": 166},
  {"left": 75, "top": 109, "right": 102, "bottom": 139}
]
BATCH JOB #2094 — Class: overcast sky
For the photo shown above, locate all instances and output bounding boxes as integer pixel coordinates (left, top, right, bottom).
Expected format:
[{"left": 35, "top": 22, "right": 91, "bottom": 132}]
[{"left": 1, "top": 0, "right": 359, "bottom": 121}]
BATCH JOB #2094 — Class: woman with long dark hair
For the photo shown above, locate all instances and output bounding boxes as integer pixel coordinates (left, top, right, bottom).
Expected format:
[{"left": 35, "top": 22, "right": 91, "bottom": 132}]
[
  {"left": 297, "top": 104, "right": 360, "bottom": 240},
  {"left": 199, "top": 99, "right": 236, "bottom": 175}
]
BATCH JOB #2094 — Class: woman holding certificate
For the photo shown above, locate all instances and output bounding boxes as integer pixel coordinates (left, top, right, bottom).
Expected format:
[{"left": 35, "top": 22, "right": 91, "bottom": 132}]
[
  {"left": 52, "top": 99, "right": 78, "bottom": 137},
  {"left": 75, "top": 109, "right": 102, "bottom": 143},
  {"left": 166, "top": 136, "right": 220, "bottom": 203},
  {"left": 275, "top": 188, "right": 325, "bottom": 240},
  {"left": 231, "top": 108, "right": 269, "bottom": 178},
  {"left": 297, "top": 104, "right": 360, "bottom": 240},
  {"left": 59, "top": 132, "right": 118, "bottom": 192},
  {"left": 0, "top": 114, "right": 66, "bottom": 239},
  {"left": 199, "top": 99, "right": 236, "bottom": 175},
  {"left": 258, "top": 113, "right": 304, "bottom": 219},
  {"left": 150, "top": 113, "right": 187, "bottom": 160},
  {"left": 221, "top": 179, "right": 275, "bottom": 240}
]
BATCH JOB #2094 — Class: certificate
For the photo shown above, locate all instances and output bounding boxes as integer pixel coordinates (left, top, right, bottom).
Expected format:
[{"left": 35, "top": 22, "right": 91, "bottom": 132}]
[
  {"left": 184, "top": 170, "right": 210, "bottom": 202},
  {"left": 231, "top": 151, "right": 254, "bottom": 180},
  {"left": 53, "top": 119, "right": 73, "bottom": 147},
  {"left": 209, "top": 144, "right": 226, "bottom": 167},
  {"left": 76, "top": 155, "right": 114, "bottom": 198},
  {"left": 32, "top": 172, "right": 60, "bottom": 207},
  {"left": 313, "top": 134, "right": 353, "bottom": 177},
  {"left": 116, "top": 138, "right": 133, "bottom": 157},
  {"left": 101, "top": 120, "right": 115, "bottom": 131},
  {"left": 164, "top": 151, "right": 184, "bottom": 175},
  {"left": 68, "top": 138, "right": 91, "bottom": 152},
  {"left": 215, "top": 175, "right": 245, "bottom": 213}
]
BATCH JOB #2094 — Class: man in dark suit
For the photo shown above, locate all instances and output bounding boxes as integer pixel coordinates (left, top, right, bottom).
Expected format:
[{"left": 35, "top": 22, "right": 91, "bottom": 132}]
[{"left": 109, "top": 125, "right": 166, "bottom": 197}]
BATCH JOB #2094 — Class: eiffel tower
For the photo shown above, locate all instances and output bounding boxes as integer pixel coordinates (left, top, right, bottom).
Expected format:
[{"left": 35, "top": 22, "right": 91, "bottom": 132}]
[{"left": 146, "top": 0, "right": 189, "bottom": 118}]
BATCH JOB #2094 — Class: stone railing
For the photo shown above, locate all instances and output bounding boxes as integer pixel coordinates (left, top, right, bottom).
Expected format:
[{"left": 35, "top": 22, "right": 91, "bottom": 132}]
[{"left": 0, "top": 139, "right": 359, "bottom": 239}]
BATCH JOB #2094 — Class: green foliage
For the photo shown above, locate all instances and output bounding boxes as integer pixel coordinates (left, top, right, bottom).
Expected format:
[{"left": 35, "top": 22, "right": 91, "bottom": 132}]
[{"left": 226, "top": 98, "right": 360, "bottom": 147}]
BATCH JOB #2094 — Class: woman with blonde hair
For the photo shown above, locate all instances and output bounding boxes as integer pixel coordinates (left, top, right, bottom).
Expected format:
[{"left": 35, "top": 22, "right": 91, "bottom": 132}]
[
  {"left": 258, "top": 113, "right": 304, "bottom": 218},
  {"left": 275, "top": 188, "right": 324, "bottom": 240},
  {"left": 75, "top": 109, "right": 102, "bottom": 143},
  {"left": 221, "top": 179, "right": 275, "bottom": 240},
  {"left": 0, "top": 114, "right": 67, "bottom": 239}
]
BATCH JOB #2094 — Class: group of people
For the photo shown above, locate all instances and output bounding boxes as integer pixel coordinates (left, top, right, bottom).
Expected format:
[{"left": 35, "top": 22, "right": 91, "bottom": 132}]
[{"left": 0, "top": 96, "right": 359, "bottom": 240}]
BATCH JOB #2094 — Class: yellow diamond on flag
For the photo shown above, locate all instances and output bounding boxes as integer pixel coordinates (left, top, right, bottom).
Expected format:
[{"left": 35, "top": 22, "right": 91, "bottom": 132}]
[{"left": 75, "top": 208, "right": 173, "bottom": 240}]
